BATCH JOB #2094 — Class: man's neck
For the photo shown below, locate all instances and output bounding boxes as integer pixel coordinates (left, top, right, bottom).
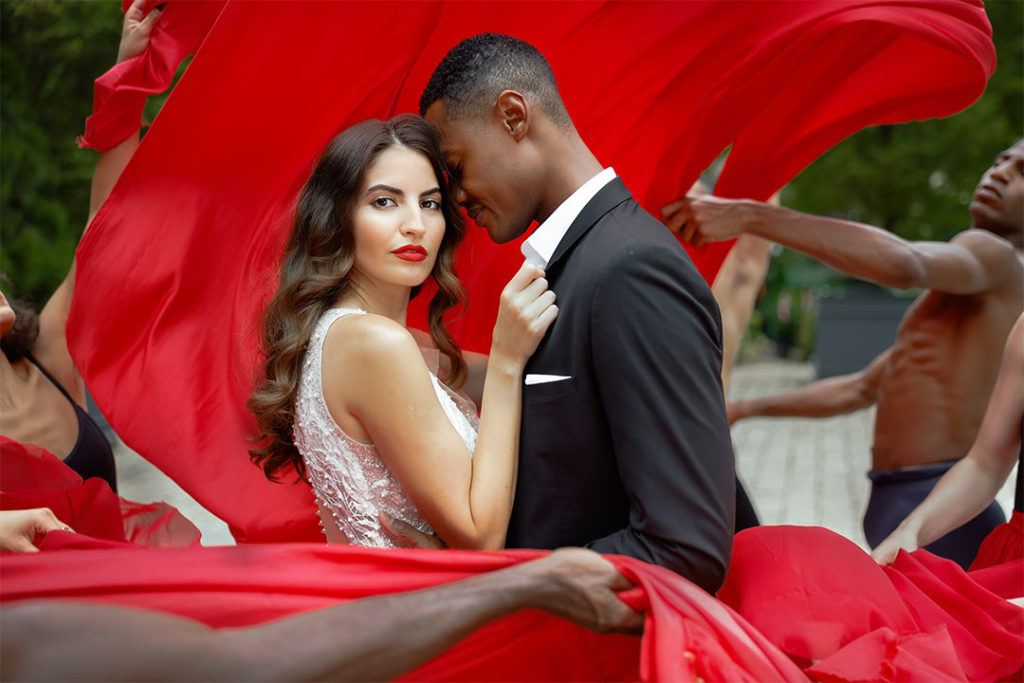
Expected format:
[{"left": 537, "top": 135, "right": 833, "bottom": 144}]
[{"left": 534, "top": 138, "right": 603, "bottom": 224}]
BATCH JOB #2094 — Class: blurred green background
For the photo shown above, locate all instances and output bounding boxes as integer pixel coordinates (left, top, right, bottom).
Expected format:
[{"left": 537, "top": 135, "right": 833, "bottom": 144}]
[{"left": 2, "top": 0, "right": 1022, "bottom": 360}]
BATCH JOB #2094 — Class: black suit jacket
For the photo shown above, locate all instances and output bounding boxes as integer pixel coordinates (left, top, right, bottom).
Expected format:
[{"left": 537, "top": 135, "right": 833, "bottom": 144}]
[{"left": 506, "top": 178, "right": 735, "bottom": 593}]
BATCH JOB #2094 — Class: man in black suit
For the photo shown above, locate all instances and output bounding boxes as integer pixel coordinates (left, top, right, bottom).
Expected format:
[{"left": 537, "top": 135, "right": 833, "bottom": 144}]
[{"left": 419, "top": 34, "right": 735, "bottom": 593}]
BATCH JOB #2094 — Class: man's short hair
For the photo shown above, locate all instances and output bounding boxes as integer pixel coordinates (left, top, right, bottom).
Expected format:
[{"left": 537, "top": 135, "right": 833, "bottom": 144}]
[{"left": 419, "top": 33, "right": 569, "bottom": 125}]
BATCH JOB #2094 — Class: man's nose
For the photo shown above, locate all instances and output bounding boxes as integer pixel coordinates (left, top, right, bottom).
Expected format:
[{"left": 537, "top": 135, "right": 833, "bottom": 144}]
[
  {"left": 989, "top": 155, "right": 1022, "bottom": 183},
  {"left": 452, "top": 182, "right": 468, "bottom": 205}
]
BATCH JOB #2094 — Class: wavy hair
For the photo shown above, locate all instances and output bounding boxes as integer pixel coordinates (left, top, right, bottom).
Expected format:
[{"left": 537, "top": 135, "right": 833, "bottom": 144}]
[{"left": 248, "top": 115, "right": 467, "bottom": 482}]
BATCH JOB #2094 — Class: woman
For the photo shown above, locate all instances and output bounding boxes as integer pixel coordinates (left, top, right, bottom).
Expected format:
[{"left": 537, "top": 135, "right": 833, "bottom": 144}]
[
  {"left": 249, "top": 115, "right": 557, "bottom": 550},
  {"left": 0, "top": 0, "right": 162, "bottom": 493}
]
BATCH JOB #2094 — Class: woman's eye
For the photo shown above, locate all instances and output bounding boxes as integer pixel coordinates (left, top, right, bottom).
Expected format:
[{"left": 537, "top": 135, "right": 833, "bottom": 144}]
[
  {"left": 373, "top": 196, "right": 397, "bottom": 208},
  {"left": 422, "top": 199, "right": 441, "bottom": 210}
]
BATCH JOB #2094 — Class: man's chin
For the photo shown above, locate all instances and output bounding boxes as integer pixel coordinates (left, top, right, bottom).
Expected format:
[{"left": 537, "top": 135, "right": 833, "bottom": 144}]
[{"left": 483, "top": 219, "right": 532, "bottom": 245}]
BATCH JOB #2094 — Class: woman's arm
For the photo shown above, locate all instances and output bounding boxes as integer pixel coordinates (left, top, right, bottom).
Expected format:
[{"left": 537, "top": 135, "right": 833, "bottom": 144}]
[
  {"left": 324, "top": 264, "right": 556, "bottom": 550},
  {"left": 32, "top": 0, "right": 161, "bottom": 401},
  {"left": 872, "top": 314, "right": 1024, "bottom": 564},
  {"left": 459, "top": 350, "right": 489, "bottom": 410}
]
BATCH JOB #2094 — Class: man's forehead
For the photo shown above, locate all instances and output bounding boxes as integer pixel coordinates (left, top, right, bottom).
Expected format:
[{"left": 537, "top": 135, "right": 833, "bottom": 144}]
[{"left": 1002, "top": 140, "right": 1024, "bottom": 156}]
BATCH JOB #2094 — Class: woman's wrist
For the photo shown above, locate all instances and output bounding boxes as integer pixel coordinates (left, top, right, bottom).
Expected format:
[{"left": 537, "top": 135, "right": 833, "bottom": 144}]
[{"left": 486, "top": 348, "right": 525, "bottom": 378}]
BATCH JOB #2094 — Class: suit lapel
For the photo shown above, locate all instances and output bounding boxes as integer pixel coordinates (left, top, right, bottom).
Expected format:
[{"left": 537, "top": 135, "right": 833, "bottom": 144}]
[{"left": 546, "top": 178, "right": 632, "bottom": 271}]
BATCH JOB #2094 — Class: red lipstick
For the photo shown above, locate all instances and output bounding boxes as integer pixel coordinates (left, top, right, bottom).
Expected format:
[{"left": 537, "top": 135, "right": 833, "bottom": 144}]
[{"left": 392, "top": 245, "right": 427, "bottom": 262}]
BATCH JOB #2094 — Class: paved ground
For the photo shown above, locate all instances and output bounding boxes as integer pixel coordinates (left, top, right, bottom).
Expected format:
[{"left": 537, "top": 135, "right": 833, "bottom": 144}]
[{"left": 114, "top": 360, "right": 1018, "bottom": 549}]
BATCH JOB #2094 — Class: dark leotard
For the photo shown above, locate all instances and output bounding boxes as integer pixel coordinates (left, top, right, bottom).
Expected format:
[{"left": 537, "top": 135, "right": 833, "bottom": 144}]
[
  {"left": 26, "top": 354, "right": 117, "bottom": 492},
  {"left": 865, "top": 461, "right": 1004, "bottom": 570}
]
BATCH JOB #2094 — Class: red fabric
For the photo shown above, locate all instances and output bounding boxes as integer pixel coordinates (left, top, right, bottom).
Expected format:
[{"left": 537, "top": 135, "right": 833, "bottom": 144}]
[
  {"left": 0, "top": 537, "right": 804, "bottom": 682},
  {"left": 77, "top": 0, "right": 225, "bottom": 150},
  {"left": 970, "top": 509, "right": 1024, "bottom": 572},
  {"left": 0, "top": 437, "right": 201, "bottom": 549},
  {"left": 718, "top": 526, "right": 1024, "bottom": 682},
  {"left": 969, "top": 559, "right": 1024, "bottom": 600},
  {"left": 806, "top": 626, "right": 969, "bottom": 682},
  {"left": 66, "top": 1, "right": 995, "bottom": 542}
]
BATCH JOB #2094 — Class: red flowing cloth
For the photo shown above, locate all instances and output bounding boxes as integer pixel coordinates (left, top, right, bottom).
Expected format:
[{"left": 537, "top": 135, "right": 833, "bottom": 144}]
[
  {"left": 0, "top": 537, "right": 804, "bottom": 682},
  {"left": 717, "top": 526, "right": 1024, "bottom": 682},
  {"left": 971, "top": 510, "right": 1024, "bottom": 571},
  {"left": 0, "top": 437, "right": 200, "bottom": 549},
  {"left": 67, "top": 0, "right": 995, "bottom": 542}
]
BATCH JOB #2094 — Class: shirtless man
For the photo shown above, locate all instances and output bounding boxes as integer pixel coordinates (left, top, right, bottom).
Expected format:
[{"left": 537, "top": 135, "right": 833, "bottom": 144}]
[{"left": 661, "top": 140, "right": 1024, "bottom": 567}]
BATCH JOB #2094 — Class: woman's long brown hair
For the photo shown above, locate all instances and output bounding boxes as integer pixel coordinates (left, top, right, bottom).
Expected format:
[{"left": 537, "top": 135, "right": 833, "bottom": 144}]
[{"left": 248, "top": 115, "right": 467, "bottom": 482}]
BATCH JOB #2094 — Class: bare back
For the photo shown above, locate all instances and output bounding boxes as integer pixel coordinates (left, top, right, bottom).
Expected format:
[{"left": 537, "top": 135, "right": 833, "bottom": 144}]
[{"left": 872, "top": 253, "right": 1023, "bottom": 470}]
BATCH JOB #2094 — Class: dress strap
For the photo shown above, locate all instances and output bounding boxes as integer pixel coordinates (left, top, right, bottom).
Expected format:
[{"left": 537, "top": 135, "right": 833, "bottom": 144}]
[{"left": 25, "top": 353, "right": 77, "bottom": 406}]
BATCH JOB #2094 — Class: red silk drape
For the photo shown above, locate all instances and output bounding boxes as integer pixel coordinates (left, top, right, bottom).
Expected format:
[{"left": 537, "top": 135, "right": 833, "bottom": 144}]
[
  {"left": 0, "top": 437, "right": 201, "bottom": 549},
  {"left": 2, "top": 526, "right": 1018, "bottom": 681},
  {"left": 718, "top": 526, "right": 1024, "bottom": 681},
  {"left": 0, "top": 537, "right": 804, "bottom": 682},
  {"left": 66, "top": 1, "right": 995, "bottom": 542}
]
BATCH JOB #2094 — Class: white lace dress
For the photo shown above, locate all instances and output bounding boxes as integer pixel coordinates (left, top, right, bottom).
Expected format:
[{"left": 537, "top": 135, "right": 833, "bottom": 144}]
[{"left": 293, "top": 308, "right": 480, "bottom": 547}]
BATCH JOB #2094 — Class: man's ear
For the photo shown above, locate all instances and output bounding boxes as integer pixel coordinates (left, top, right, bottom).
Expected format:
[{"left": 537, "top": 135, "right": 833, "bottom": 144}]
[{"left": 495, "top": 90, "right": 530, "bottom": 141}]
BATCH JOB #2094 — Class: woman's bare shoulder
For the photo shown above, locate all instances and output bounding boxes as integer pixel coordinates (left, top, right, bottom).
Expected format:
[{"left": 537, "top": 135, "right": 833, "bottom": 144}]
[{"left": 321, "top": 312, "right": 426, "bottom": 379}]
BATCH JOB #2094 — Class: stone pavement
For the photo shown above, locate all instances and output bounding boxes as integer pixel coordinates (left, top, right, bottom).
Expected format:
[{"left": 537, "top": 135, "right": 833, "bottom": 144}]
[{"left": 114, "top": 360, "right": 1018, "bottom": 548}]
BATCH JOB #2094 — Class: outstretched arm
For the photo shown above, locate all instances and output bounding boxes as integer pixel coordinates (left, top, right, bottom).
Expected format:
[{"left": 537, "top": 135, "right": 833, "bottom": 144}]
[
  {"left": 729, "top": 348, "right": 890, "bottom": 425},
  {"left": 872, "top": 315, "right": 1024, "bottom": 564},
  {"left": 32, "top": 0, "right": 161, "bottom": 400},
  {"left": 662, "top": 196, "right": 1018, "bottom": 294},
  {"left": 1, "top": 548, "right": 642, "bottom": 682}
]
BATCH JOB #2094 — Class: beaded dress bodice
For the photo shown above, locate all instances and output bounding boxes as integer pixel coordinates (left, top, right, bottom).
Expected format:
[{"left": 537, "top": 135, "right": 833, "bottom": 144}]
[{"left": 294, "top": 308, "right": 479, "bottom": 547}]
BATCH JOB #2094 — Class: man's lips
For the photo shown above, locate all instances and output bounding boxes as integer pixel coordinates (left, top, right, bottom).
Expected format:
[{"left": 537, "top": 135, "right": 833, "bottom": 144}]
[
  {"left": 465, "top": 205, "right": 485, "bottom": 225},
  {"left": 392, "top": 245, "right": 427, "bottom": 262},
  {"left": 973, "top": 184, "right": 1002, "bottom": 206}
]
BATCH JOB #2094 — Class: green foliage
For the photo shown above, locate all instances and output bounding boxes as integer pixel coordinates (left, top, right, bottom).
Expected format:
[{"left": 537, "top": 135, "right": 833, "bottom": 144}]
[
  {"left": 1, "top": 0, "right": 123, "bottom": 306},
  {"left": 747, "top": 0, "right": 1024, "bottom": 359}
]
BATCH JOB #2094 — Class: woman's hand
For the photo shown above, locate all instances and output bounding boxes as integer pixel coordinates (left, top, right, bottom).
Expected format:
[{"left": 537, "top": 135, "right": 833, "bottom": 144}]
[
  {"left": 490, "top": 263, "right": 558, "bottom": 370},
  {"left": 871, "top": 524, "right": 918, "bottom": 565},
  {"left": 117, "top": 0, "right": 163, "bottom": 63},
  {"left": 0, "top": 508, "right": 71, "bottom": 553}
]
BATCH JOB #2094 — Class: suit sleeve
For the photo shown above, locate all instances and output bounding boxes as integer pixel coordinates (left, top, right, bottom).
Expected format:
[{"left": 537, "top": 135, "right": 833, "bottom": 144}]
[{"left": 585, "top": 242, "right": 735, "bottom": 593}]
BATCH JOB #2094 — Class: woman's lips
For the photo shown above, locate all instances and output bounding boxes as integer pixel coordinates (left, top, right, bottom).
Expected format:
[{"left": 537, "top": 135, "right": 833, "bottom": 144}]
[{"left": 392, "top": 245, "right": 427, "bottom": 262}]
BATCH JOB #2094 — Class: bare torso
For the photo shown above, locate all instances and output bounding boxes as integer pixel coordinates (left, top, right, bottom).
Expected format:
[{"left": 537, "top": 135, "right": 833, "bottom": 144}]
[{"left": 872, "top": 252, "right": 1023, "bottom": 470}]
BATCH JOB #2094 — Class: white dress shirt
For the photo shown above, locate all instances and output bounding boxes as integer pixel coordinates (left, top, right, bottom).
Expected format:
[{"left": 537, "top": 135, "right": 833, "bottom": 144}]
[{"left": 520, "top": 167, "right": 616, "bottom": 267}]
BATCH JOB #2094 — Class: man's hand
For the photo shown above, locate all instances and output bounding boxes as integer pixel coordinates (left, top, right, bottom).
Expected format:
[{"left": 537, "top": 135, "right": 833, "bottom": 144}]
[
  {"left": 660, "top": 195, "right": 756, "bottom": 247},
  {"left": 523, "top": 548, "right": 645, "bottom": 635},
  {"left": 117, "top": 0, "right": 163, "bottom": 63},
  {"left": 0, "top": 508, "right": 71, "bottom": 553},
  {"left": 380, "top": 512, "right": 446, "bottom": 549}
]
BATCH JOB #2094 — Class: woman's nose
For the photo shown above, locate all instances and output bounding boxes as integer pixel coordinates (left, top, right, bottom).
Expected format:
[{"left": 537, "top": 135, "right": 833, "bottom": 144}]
[{"left": 401, "top": 208, "right": 427, "bottom": 237}]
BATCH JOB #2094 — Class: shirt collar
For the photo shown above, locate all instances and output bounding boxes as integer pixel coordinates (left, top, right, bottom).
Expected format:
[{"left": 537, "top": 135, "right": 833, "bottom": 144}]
[{"left": 521, "top": 167, "right": 616, "bottom": 267}]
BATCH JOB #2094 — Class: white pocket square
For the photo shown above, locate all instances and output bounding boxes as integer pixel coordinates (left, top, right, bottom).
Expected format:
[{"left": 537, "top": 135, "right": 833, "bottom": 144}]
[{"left": 524, "top": 374, "right": 572, "bottom": 385}]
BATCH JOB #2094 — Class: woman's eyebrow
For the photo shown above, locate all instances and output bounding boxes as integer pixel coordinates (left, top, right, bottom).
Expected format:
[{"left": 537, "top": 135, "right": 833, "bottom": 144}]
[{"left": 364, "top": 184, "right": 404, "bottom": 196}]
